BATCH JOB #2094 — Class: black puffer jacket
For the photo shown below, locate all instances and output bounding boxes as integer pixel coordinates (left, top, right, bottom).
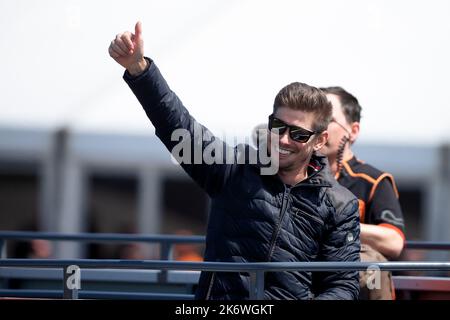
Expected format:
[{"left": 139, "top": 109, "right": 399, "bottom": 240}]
[{"left": 124, "top": 59, "right": 361, "bottom": 300}]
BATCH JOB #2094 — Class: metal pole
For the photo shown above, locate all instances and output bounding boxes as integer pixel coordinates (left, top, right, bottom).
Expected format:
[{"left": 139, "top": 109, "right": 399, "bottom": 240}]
[
  {"left": 63, "top": 265, "right": 80, "bottom": 299},
  {"left": 157, "top": 242, "right": 173, "bottom": 283},
  {"left": 0, "top": 240, "right": 5, "bottom": 259},
  {"left": 249, "top": 270, "right": 265, "bottom": 300},
  {"left": 160, "top": 242, "right": 172, "bottom": 260}
]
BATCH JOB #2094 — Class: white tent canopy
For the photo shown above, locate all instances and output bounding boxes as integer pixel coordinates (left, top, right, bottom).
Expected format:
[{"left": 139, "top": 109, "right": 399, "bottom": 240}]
[{"left": 1, "top": 0, "right": 449, "bottom": 144}]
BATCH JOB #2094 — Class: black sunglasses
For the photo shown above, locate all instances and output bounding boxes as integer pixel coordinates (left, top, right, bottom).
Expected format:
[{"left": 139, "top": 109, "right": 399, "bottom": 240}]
[{"left": 268, "top": 115, "right": 316, "bottom": 143}]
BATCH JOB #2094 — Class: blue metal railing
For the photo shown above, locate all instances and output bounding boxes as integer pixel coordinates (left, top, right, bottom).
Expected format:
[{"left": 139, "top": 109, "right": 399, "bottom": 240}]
[
  {"left": 0, "top": 231, "right": 205, "bottom": 244},
  {"left": 1, "top": 231, "right": 450, "bottom": 260},
  {"left": 1, "top": 259, "right": 450, "bottom": 299},
  {"left": 2, "top": 231, "right": 450, "bottom": 300},
  {"left": 3, "top": 259, "right": 450, "bottom": 272},
  {"left": 0, "top": 231, "right": 205, "bottom": 261},
  {"left": 0, "top": 289, "right": 195, "bottom": 300},
  {"left": 405, "top": 241, "right": 450, "bottom": 251}
]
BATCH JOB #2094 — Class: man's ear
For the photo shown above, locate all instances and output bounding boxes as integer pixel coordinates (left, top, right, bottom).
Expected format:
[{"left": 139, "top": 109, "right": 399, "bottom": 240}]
[
  {"left": 349, "top": 122, "right": 360, "bottom": 144},
  {"left": 313, "top": 131, "right": 328, "bottom": 151}
]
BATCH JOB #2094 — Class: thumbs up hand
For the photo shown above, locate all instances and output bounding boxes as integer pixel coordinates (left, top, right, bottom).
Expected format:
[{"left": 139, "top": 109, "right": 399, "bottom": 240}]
[{"left": 109, "top": 21, "right": 148, "bottom": 76}]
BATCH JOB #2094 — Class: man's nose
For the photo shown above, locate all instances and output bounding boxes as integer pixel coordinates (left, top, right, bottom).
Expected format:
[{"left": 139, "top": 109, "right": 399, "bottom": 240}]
[{"left": 279, "top": 130, "right": 291, "bottom": 144}]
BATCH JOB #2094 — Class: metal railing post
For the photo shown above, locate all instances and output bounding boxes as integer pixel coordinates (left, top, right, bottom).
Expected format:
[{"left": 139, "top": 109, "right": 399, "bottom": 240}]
[
  {"left": 158, "top": 242, "right": 173, "bottom": 283},
  {"left": 0, "top": 240, "right": 7, "bottom": 289},
  {"left": 249, "top": 270, "right": 265, "bottom": 300},
  {"left": 160, "top": 242, "right": 173, "bottom": 260},
  {"left": 63, "top": 265, "right": 80, "bottom": 299},
  {"left": 0, "top": 240, "right": 5, "bottom": 259}
]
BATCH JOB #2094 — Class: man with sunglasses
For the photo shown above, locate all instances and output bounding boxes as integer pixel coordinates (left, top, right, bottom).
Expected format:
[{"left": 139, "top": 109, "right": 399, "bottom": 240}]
[
  {"left": 319, "top": 87, "right": 405, "bottom": 299},
  {"left": 109, "top": 22, "right": 360, "bottom": 300}
]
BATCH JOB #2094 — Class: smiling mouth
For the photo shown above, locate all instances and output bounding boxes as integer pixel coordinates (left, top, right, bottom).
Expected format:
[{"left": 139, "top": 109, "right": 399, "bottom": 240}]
[{"left": 275, "top": 146, "right": 293, "bottom": 155}]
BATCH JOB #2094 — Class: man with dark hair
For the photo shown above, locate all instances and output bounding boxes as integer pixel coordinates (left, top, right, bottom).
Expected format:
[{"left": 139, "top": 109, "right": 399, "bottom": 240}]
[
  {"left": 108, "top": 22, "right": 360, "bottom": 300},
  {"left": 320, "top": 86, "right": 405, "bottom": 300}
]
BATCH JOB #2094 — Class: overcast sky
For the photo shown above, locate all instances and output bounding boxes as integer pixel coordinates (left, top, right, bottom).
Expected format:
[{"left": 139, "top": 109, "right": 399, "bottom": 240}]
[{"left": 1, "top": 0, "right": 449, "bottom": 146}]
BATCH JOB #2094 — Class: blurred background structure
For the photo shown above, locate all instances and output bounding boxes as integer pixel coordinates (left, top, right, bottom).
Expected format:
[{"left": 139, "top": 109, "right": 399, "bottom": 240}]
[{"left": 0, "top": 0, "right": 449, "bottom": 259}]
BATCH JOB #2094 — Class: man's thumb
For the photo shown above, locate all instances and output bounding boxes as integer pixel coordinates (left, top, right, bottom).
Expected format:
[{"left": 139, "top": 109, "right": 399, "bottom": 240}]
[{"left": 135, "top": 21, "right": 142, "bottom": 40}]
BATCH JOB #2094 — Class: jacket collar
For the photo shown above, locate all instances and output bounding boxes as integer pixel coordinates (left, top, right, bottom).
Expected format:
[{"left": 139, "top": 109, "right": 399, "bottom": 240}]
[
  {"left": 295, "top": 152, "right": 333, "bottom": 188},
  {"left": 252, "top": 149, "right": 333, "bottom": 188}
]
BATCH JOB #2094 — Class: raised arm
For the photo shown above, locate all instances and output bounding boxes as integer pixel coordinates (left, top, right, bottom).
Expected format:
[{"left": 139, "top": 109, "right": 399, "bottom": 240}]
[{"left": 108, "top": 22, "right": 237, "bottom": 196}]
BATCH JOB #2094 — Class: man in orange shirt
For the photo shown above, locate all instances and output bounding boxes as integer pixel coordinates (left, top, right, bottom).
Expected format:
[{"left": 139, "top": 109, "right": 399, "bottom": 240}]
[{"left": 320, "top": 87, "right": 405, "bottom": 299}]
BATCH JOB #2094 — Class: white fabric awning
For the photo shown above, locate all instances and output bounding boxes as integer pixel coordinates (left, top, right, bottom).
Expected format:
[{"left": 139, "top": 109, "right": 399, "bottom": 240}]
[{"left": 1, "top": 0, "right": 449, "bottom": 145}]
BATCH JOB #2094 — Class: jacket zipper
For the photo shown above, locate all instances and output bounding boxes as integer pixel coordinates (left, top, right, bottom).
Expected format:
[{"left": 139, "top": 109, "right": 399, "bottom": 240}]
[
  {"left": 205, "top": 272, "right": 216, "bottom": 300},
  {"left": 266, "top": 186, "right": 291, "bottom": 261},
  {"left": 295, "top": 208, "right": 324, "bottom": 226}
]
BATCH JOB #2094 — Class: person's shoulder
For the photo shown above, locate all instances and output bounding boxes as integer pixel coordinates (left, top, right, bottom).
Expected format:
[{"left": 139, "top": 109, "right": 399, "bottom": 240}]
[
  {"left": 321, "top": 182, "right": 359, "bottom": 228},
  {"left": 234, "top": 143, "right": 257, "bottom": 165},
  {"left": 326, "top": 178, "right": 359, "bottom": 213},
  {"left": 316, "top": 168, "right": 357, "bottom": 217},
  {"left": 312, "top": 153, "right": 358, "bottom": 211},
  {"left": 343, "top": 157, "right": 387, "bottom": 182}
]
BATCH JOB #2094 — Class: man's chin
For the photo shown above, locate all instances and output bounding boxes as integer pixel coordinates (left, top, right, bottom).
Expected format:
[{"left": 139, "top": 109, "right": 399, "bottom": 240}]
[{"left": 278, "top": 158, "right": 293, "bottom": 171}]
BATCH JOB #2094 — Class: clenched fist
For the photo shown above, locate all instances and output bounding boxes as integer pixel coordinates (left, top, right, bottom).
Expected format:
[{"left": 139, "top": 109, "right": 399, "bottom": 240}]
[{"left": 109, "top": 21, "right": 148, "bottom": 76}]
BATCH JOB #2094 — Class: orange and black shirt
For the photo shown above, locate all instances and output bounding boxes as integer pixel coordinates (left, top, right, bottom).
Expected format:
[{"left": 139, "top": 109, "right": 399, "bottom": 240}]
[{"left": 336, "top": 156, "right": 405, "bottom": 241}]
